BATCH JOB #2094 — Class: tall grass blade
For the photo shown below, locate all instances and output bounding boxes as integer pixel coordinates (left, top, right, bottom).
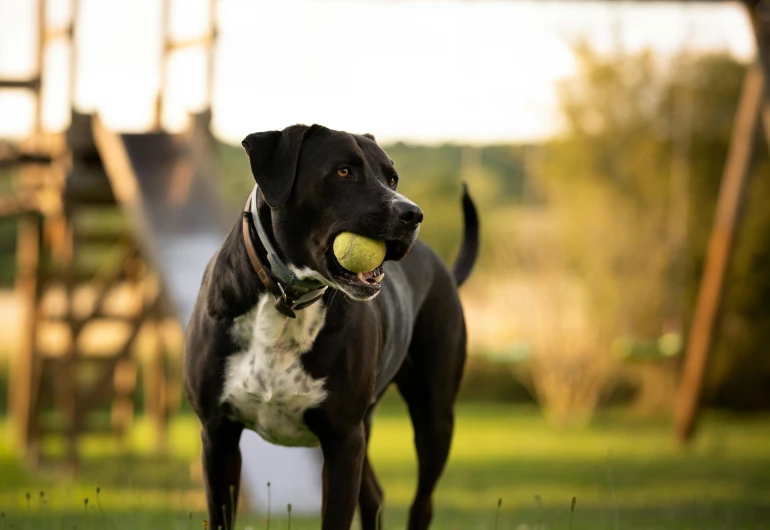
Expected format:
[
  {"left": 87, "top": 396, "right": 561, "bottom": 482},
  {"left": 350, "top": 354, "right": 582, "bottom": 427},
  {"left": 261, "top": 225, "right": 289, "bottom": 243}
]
[
  {"left": 96, "top": 488, "right": 107, "bottom": 530},
  {"left": 569, "top": 497, "right": 576, "bottom": 530},
  {"left": 605, "top": 454, "right": 619, "bottom": 530},
  {"left": 494, "top": 498, "right": 502, "bottom": 530},
  {"left": 230, "top": 485, "right": 236, "bottom": 530},
  {"left": 38, "top": 491, "right": 45, "bottom": 530},
  {"left": 287, "top": 503, "right": 292, "bottom": 530},
  {"left": 266, "top": 482, "right": 272, "bottom": 530},
  {"left": 221, "top": 504, "right": 229, "bottom": 530}
]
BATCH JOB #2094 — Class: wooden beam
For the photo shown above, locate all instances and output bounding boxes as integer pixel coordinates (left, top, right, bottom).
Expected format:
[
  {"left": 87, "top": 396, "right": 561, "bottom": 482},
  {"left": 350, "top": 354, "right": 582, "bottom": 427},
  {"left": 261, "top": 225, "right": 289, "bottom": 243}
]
[
  {"left": 763, "top": 99, "right": 770, "bottom": 153},
  {"left": 674, "top": 64, "right": 763, "bottom": 444},
  {"left": 749, "top": 0, "right": 770, "bottom": 152},
  {"left": 749, "top": 0, "right": 770, "bottom": 82}
]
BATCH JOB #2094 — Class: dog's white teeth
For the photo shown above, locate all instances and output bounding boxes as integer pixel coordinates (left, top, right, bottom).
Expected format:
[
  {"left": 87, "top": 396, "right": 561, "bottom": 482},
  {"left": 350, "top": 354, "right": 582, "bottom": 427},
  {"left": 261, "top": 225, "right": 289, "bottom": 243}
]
[
  {"left": 373, "top": 273, "right": 385, "bottom": 283},
  {"left": 357, "top": 272, "right": 365, "bottom": 282}
]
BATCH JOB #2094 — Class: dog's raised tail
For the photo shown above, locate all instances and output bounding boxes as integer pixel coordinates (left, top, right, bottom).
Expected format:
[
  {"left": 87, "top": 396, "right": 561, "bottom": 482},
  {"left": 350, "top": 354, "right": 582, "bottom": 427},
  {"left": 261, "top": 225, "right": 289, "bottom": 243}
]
[{"left": 452, "top": 182, "right": 479, "bottom": 287}]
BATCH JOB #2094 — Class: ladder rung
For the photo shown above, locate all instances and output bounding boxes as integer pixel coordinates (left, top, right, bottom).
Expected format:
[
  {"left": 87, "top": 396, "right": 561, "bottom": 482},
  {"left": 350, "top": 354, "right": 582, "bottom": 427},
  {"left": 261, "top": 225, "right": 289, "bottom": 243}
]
[
  {"left": 0, "top": 152, "right": 54, "bottom": 168},
  {"left": 44, "top": 26, "right": 72, "bottom": 42},
  {"left": 166, "top": 33, "right": 214, "bottom": 51},
  {"left": 0, "top": 195, "right": 37, "bottom": 217},
  {"left": 73, "top": 231, "right": 129, "bottom": 243},
  {"left": 0, "top": 77, "right": 41, "bottom": 90}
]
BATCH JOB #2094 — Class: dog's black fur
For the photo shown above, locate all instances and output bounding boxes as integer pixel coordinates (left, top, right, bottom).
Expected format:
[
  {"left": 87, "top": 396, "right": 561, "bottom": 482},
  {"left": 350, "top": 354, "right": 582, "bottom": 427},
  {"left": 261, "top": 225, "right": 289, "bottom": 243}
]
[{"left": 184, "top": 124, "right": 479, "bottom": 530}]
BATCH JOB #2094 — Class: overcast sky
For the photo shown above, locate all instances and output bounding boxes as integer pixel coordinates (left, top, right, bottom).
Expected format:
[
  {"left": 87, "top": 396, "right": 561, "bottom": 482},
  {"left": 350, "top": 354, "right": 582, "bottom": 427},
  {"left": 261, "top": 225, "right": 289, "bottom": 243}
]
[{"left": 0, "top": 0, "right": 754, "bottom": 145}]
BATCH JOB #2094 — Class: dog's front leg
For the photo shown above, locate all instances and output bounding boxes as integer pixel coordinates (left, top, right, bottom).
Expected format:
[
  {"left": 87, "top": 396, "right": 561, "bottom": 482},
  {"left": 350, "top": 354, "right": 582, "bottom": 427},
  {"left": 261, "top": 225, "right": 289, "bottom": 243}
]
[
  {"left": 319, "top": 423, "right": 366, "bottom": 530},
  {"left": 200, "top": 421, "right": 243, "bottom": 530}
]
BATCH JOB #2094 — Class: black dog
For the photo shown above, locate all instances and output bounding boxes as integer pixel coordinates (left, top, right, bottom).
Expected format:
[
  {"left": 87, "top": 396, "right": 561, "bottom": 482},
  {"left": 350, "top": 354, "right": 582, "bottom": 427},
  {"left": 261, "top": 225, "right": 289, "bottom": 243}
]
[{"left": 184, "top": 124, "right": 478, "bottom": 530}]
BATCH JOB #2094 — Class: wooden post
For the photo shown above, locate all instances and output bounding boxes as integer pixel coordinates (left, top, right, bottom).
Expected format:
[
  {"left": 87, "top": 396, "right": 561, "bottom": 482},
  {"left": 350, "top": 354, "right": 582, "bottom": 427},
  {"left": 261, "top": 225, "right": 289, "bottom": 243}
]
[
  {"left": 34, "top": 0, "right": 45, "bottom": 133},
  {"left": 205, "top": 0, "right": 217, "bottom": 111},
  {"left": 142, "top": 276, "right": 168, "bottom": 455},
  {"left": 68, "top": 0, "right": 79, "bottom": 111},
  {"left": 62, "top": 212, "right": 78, "bottom": 473},
  {"left": 8, "top": 0, "right": 48, "bottom": 464},
  {"left": 154, "top": 0, "right": 171, "bottom": 131},
  {"left": 112, "top": 357, "right": 137, "bottom": 450},
  {"left": 149, "top": 318, "right": 167, "bottom": 455},
  {"left": 10, "top": 215, "right": 41, "bottom": 462},
  {"left": 673, "top": 64, "right": 763, "bottom": 444}
]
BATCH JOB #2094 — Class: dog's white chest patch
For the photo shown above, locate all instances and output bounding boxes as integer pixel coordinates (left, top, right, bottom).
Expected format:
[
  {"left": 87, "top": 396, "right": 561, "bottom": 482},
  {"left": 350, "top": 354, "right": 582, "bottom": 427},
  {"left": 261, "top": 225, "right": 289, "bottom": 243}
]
[{"left": 220, "top": 294, "right": 327, "bottom": 447}]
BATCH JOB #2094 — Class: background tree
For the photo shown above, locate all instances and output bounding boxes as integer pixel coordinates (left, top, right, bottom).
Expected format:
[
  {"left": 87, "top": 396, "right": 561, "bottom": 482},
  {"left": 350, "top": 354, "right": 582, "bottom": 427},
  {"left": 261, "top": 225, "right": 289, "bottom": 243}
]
[{"left": 539, "top": 45, "right": 770, "bottom": 414}]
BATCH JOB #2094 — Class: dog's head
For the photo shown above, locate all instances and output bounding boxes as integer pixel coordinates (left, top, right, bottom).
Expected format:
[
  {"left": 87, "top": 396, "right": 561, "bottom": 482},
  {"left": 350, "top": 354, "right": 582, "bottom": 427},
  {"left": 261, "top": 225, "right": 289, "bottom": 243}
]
[{"left": 242, "top": 124, "right": 423, "bottom": 301}]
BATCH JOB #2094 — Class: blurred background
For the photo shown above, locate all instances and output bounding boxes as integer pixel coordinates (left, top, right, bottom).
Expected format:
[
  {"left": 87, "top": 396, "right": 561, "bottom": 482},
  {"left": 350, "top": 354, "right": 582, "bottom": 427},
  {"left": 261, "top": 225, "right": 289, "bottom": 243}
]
[{"left": 1, "top": 0, "right": 769, "bottom": 529}]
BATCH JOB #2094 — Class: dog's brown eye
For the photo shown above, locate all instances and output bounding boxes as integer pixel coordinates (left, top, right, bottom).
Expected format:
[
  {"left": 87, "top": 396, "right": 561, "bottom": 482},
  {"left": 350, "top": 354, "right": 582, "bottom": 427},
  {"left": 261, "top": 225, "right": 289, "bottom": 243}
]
[
  {"left": 336, "top": 168, "right": 350, "bottom": 178},
  {"left": 389, "top": 176, "right": 398, "bottom": 188}
]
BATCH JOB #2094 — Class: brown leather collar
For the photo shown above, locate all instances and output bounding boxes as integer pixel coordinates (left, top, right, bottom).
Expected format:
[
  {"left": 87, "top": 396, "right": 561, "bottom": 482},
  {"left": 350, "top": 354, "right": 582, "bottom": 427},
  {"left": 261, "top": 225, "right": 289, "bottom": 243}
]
[{"left": 241, "top": 190, "right": 326, "bottom": 318}]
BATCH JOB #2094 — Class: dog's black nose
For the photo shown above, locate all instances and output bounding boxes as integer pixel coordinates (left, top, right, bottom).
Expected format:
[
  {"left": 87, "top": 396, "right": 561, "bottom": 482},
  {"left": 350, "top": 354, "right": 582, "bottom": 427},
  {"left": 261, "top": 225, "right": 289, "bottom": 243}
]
[{"left": 395, "top": 201, "right": 424, "bottom": 228}]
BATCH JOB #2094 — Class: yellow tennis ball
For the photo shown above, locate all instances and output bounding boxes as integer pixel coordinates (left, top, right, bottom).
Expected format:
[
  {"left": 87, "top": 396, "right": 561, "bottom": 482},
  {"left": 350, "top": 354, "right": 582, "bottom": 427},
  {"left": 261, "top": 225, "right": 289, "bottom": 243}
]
[{"left": 333, "top": 232, "right": 386, "bottom": 273}]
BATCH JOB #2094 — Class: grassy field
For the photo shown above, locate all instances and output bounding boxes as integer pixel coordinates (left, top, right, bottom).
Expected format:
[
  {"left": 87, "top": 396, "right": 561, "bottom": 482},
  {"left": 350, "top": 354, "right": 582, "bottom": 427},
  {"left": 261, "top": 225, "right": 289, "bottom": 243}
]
[{"left": 1, "top": 400, "right": 770, "bottom": 530}]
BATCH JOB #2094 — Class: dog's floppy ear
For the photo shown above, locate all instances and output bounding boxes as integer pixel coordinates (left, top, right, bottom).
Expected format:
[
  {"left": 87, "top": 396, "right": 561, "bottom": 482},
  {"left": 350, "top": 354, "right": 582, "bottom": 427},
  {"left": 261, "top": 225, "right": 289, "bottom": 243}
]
[
  {"left": 241, "top": 124, "right": 309, "bottom": 208},
  {"left": 362, "top": 133, "right": 376, "bottom": 142}
]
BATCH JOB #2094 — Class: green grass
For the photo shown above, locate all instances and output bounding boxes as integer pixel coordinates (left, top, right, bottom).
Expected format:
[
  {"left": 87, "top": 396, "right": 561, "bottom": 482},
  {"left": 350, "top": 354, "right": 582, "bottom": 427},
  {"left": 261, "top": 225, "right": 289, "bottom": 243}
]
[{"left": 1, "top": 401, "right": 770, "bottom": 529}]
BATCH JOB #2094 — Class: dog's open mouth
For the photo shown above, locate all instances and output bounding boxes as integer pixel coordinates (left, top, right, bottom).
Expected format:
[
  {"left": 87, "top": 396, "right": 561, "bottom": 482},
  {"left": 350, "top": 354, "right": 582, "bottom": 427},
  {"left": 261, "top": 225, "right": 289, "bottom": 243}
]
[
  {"left": 334, "top": 265, "right": 385, "bottom": 288},
  {"left": 329, "top": 257, "right": 385, "bottom": 292},
  {"left": 323, "top": 235, "right": 416, "bottom": 299},
  {"left": 326, "top": 243, "right": 387, "bottom": 295}
]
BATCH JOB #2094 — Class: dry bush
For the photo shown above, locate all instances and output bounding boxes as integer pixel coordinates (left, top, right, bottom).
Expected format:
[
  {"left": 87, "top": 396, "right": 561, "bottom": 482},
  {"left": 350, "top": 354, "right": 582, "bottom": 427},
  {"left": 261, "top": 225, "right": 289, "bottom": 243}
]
[
  {"left": 463, "top": 208, "right": 622, "bottom": 427},
  {"left": 514, "top": 269, "right": 619, "bottom": 428}
]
